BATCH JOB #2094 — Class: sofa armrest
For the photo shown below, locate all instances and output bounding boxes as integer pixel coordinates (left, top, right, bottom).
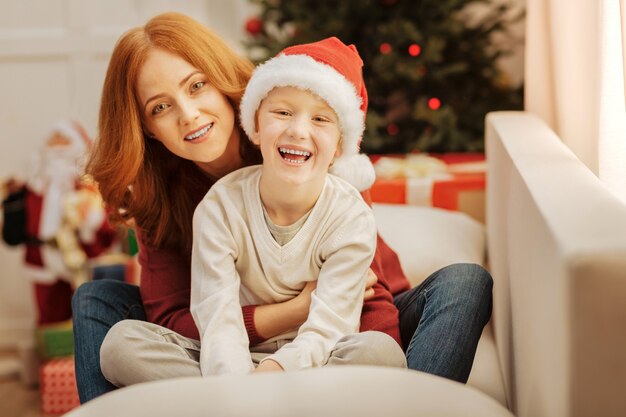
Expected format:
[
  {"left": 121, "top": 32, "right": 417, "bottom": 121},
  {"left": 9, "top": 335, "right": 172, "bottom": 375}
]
[{"left": 486, "top": 111, "right": 626, "bottom": 417}]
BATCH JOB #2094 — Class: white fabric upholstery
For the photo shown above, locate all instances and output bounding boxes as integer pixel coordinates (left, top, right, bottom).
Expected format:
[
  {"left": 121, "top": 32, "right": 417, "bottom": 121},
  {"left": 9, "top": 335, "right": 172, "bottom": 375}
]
[
  {"left": 486, "top": 111, "right": 626, "bottom": 417},
  {"left": 65, "top": 366, "right": 513, "bottom": 417},
  {"left": 372, "top": 203, "right": 486, "bottom": 287},
  {"left": 371, "top": 203, "right": 506, "bottom": 407}
]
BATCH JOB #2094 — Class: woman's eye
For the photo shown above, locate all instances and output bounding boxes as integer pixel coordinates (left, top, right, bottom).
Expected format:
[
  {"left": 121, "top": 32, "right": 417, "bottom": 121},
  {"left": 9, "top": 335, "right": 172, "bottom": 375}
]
[
  {"left": 191, "top": 81, "right": 205, "bottom": 92},
  {"left": 152, "top": 103, "right": 169, "bottom": 115}
]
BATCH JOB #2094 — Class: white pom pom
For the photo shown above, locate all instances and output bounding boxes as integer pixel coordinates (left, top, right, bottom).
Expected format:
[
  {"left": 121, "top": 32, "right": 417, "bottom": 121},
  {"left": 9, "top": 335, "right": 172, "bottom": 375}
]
[{"left": 329, "top": 154, "right": 376, "bottom": 191}]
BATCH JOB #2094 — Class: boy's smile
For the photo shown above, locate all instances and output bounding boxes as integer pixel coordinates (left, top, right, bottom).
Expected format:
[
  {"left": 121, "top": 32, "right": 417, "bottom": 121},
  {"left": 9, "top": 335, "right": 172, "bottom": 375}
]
[{"left": 278, "top": 146, "right": 311, "bottom": 164}]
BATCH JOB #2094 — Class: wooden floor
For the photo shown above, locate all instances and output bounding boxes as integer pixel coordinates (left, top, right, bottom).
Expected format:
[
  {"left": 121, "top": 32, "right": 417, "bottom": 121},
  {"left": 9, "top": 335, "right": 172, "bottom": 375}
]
[
  {"left": 0, "top": 377, "right": 47, "bottom": 417},
  {"left": 0, "top": 351, "right": 56, "bottom": 417}
]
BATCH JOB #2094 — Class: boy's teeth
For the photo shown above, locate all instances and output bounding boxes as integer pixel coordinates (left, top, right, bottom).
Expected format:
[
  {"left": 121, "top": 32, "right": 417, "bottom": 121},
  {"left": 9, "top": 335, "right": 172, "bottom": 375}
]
[{"left": 279, "top": 147, "right": 311, "bottom": 157}]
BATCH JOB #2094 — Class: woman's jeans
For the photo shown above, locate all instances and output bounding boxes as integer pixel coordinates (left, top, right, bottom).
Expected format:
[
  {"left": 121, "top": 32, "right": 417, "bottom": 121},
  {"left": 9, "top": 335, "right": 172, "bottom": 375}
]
[
  {"left": 72, "top": 279, "right": 145, "bottom": 403},
  {"left": 394, "top": 263, "right": 492, "bottom": 383},
  {"left": 72, "top": 263, "right": 492, "bottom": 403}
]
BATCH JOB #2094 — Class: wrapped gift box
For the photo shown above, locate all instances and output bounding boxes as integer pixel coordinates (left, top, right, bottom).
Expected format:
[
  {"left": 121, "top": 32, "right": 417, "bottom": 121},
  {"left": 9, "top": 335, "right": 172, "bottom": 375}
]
[
  {"left": 35, "top": 320, "right": 74, "bottom": 359},
  {"left": 370, "top": 153, "right": 486, "bottom": 223},
  {"left": 39, "top": 356, "right": 80, "bottom": 414}
]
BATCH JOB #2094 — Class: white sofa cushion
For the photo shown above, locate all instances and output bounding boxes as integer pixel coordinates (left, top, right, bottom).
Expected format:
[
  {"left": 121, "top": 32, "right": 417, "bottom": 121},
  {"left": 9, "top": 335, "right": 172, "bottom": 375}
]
[
  {"left": 66, "top": 366, "right": 514, "bottom": 417},
  {"left": 371, "top": 203, "right": 505, "bottom": 407},
  {"left": 372, "top": 203, "right": 486, "bottom": 287}
]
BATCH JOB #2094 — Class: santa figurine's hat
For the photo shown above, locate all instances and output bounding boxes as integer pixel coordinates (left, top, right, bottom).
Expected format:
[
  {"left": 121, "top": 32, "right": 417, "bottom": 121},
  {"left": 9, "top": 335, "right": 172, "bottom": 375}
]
[
  {"left": 240, "top": 37, "right": 376, "bottom": 191},
  {"left": 51, "top": 120, "right": 92, "bottom": 152}
]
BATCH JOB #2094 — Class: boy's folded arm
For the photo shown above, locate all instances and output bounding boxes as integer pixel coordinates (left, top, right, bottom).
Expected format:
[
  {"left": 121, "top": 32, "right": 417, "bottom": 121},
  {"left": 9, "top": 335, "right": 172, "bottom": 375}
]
[
  {"left": 190, "top": 195, "right": 254, "bottom": 375},
  {"left": 266, "top": 212, "right": 377, "bottom": 370}
]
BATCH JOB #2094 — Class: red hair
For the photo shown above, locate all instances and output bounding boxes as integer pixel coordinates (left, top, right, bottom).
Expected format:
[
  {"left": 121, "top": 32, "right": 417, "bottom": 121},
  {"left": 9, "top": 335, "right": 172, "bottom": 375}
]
[{"left": 87, "top": 12, "right": 260, "bottom": 253}]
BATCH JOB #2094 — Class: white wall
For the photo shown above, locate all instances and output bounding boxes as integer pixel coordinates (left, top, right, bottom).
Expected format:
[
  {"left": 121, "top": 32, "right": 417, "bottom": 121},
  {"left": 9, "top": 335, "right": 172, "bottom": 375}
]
[{"left": 0, "top": 0, "right": 255, "bottom": 348}]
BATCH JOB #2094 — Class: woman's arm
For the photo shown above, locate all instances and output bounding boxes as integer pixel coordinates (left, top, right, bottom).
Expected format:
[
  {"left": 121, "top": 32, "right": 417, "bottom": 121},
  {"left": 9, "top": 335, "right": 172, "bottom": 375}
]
[{"left": 136, "top": 232, "right": 201, "bottom": 340}]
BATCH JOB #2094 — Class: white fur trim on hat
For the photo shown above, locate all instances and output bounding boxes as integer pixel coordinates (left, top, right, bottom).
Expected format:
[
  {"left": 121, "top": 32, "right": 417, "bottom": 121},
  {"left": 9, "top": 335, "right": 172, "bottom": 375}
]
[
  {"left": 330, "top": 153, "right": 376, "bottom": 191},
  {"left": 240, "top": 53, "right": 365, "bottom": 158}
]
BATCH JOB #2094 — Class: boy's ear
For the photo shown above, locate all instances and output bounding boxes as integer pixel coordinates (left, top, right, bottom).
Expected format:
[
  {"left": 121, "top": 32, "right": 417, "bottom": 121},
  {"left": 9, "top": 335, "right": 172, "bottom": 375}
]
[
  {"left": 334, "top": 138, "right": 343, "bottom": 158},
  {"left": 250, "top": 112, "right": 261, "bottom": 145}
]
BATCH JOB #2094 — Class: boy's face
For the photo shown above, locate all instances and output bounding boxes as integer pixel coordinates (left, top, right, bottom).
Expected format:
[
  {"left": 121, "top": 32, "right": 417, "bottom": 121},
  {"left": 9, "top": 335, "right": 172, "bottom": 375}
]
[{"left": 252, "top": 86, "right": 341, "bottom": 186}]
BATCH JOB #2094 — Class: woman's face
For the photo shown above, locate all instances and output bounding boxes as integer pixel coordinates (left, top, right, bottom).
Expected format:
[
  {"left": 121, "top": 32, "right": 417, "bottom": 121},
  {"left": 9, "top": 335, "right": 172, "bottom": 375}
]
[{"left": 136, "top": 48, "right": 241, "bottom": 177}]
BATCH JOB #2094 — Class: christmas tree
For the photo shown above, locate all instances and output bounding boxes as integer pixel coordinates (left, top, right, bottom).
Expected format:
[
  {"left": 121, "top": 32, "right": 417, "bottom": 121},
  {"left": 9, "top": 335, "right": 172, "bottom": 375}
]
[{"left": 244, "top": 0, "right": 524, "bottom": 154}]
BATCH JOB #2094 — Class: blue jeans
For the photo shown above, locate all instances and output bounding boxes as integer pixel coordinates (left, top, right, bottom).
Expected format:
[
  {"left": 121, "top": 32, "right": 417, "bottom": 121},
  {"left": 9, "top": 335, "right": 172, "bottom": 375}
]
[
  {"left": 393, "top": 263, "right": 493, "bottom": 383},
  {"left": 72, "top": 263, "right": 492, "bottom": 402},
  {"left": 72, "top": 279, "right": 146, "bottom": 403}
]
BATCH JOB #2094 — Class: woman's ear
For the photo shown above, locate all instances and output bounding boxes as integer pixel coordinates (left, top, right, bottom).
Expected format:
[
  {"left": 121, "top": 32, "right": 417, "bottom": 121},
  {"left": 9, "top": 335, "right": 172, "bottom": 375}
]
[{"left": 250, "top": 130, "right": 261, "bottom": 146}]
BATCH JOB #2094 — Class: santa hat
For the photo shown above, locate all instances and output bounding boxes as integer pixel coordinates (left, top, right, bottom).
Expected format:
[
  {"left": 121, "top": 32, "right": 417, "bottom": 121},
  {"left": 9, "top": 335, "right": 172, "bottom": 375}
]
[{"left": 240, "top": 37, "right": 376, "bottom": 191}]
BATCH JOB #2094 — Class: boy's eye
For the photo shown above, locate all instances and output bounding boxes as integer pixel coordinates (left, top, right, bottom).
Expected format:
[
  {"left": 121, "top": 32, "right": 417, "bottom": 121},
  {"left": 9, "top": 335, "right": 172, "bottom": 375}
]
[
  {"left": 272, "top": 110, "right": 291, "bottom": 116},
  {"left": 152, "top": 103, "right": 169, "bottom": 115},
  {"left": 191, "top": 81, "right": 205, "bottom": 92},
  {"left": 314, "top": 115, "right": 337, "bottom": 124}
]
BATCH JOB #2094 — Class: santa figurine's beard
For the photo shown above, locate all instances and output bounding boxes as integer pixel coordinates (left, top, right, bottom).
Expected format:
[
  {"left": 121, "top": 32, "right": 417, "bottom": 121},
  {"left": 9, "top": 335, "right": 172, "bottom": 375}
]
[{"left": 28, "top": 147, "right": 85, "bottom": 240}]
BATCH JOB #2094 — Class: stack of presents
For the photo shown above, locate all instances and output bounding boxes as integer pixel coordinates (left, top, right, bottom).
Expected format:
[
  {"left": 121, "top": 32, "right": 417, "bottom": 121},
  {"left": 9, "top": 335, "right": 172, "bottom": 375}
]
[
  {"left": 30, "top": 233, "right": 138, "bottom": 415},
  {"left": 369, "top": 152, "right": 486, "bottom": 222},
  {"left": 31, "top": 230, "right": 138, "bottom": 414},
  {"left": 28, "top": 230, "right": 138, "bottom": 415},
  {"left": 36, "top": 321, "right": 80, "bottom": 414}
]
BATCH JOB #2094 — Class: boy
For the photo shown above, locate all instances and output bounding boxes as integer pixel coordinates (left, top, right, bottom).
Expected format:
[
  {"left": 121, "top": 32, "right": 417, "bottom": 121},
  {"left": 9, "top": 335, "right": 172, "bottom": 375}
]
[{"left": 191, "top": 37, "right": 405, "bottom": 375}]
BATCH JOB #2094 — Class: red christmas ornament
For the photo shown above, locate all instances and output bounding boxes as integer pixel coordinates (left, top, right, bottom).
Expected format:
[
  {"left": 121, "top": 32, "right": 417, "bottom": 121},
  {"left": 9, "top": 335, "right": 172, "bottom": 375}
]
[
  {"left": 408, "top": 44, "right": 421, "bottom": 57},
  {"left": 428, "top": 98, "right": 441, "bottom": 110},
  {"left": 245, "top": 17, "right": 263, "bottom": 36},
  {"left": 387, "top": 123, "right": 399, "bottom": 136},
  {"left": 379, "top": 43, "right": 392, "bottom": 54}
]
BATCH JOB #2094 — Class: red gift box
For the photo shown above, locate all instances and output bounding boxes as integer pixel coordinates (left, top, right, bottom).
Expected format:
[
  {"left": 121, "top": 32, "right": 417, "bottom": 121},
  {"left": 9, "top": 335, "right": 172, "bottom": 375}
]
[
  {"left": 39, "top": 356, "right": 80, "bottom": 414},
  {"left": 370, "top": 153, "right": 486, "bottom": 223}
]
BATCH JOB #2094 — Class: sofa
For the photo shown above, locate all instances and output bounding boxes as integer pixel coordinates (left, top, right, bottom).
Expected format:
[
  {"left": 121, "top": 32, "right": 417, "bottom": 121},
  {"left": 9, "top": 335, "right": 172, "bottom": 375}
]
[{"left": 65, "top": 112, "right": 626, "bottom": 417}]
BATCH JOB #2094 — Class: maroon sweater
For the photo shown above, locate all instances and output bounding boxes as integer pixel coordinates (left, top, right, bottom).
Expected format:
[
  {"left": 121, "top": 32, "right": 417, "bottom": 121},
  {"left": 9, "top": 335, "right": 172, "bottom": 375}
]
[{"left": 138, "top": 191, "right": 411, "bottom": 348}]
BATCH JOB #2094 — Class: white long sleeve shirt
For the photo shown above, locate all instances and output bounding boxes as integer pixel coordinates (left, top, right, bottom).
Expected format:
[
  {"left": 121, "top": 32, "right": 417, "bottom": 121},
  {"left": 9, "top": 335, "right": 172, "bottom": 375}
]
[{"left": 190, "top": 166, "right": 376, "bottom": 375}]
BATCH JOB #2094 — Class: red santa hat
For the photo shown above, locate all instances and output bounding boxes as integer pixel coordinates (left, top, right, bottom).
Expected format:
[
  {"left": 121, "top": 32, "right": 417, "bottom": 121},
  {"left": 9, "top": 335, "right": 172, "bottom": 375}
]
[{"left": 240, "top": 37, "right": 376, "bottom": 191}]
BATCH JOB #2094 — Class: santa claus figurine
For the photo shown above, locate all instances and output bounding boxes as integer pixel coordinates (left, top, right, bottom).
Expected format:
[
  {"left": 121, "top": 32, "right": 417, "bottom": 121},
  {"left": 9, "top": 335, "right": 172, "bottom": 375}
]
[{"left": 1, "top": 120, "right": 117, "bottom": 325}]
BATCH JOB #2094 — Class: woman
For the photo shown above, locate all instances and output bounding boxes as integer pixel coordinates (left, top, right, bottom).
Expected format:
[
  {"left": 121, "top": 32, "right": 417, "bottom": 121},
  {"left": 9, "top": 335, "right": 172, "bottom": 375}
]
[{"left": 73, "top": 11, "right": 493, "bottom": 403}]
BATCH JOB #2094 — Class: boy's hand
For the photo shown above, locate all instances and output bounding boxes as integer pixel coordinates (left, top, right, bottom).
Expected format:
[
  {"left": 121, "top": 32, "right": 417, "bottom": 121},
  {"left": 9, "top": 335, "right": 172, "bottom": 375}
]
[
  {"left": 364, "top": 269, "right": 378, "bottom": 301},
  {"left": 254, "top": 359, "right": 284, "bottom": 373}
]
